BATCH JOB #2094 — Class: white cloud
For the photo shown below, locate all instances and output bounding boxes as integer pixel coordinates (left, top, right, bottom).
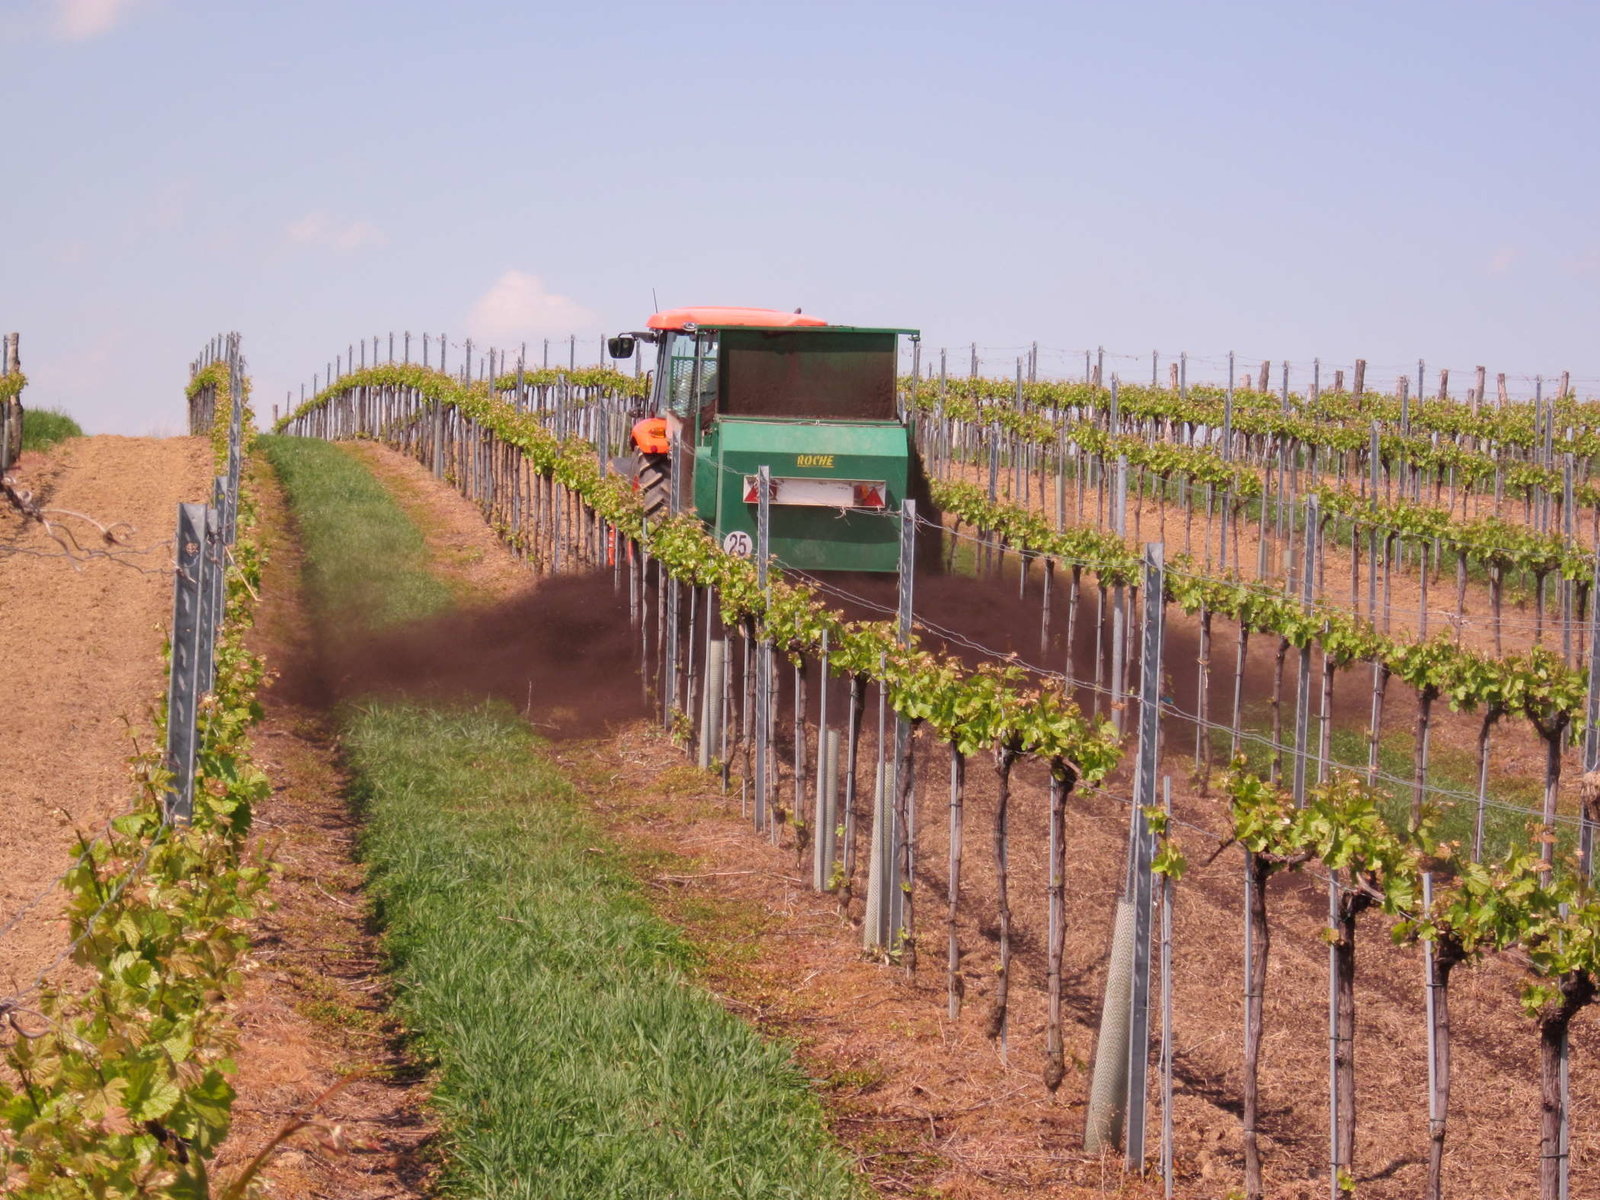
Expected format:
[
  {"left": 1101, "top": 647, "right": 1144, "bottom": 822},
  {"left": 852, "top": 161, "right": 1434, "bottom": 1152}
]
[
  {"left": 54, "top": 0, "right": 138, "bottom": 40},
  {"left": 464, "top": 271, "right": 598, "bottom": 344},
  {"left": 285, "top": 211, "right": 386, "bottom": 253},
  {"left": 1487, "top": 247, "right": 1519, "bottom": 276}
]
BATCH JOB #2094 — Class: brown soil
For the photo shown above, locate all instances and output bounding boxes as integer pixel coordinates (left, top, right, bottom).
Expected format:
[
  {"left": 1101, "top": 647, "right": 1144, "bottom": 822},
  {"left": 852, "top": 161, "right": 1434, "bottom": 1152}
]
[
  {"left": 311, "top": 441, "right": 1596, "bottom": 1199},
  {"left": 0, "top": 436, "right": 210, "bottom": 995}
]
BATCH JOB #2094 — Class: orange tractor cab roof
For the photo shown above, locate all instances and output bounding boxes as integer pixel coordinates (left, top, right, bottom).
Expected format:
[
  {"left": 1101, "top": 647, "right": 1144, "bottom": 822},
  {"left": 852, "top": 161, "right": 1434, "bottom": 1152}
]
[{"left": 647, "top": 306, "right": 829, "bottom": 331}]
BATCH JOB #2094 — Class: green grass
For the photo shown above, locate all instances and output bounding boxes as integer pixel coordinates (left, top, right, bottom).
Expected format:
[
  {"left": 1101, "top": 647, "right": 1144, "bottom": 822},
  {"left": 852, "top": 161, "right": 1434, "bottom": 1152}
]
[
  {"left": 263, "top": 433, "right": 862, "bottom": 1198},
  {"left": 345, "top": 701, "right": 862, "bottom": 1199},
  {"left": 21, "top": 407, "right": 82, "bottom": 452},
  {"left": 259, "top": 435, "right": 453, "bottom": 629}
]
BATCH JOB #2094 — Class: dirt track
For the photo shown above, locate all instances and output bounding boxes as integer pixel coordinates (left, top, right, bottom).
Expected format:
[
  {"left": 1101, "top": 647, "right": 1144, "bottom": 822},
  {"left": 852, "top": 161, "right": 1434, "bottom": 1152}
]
[{"left": 0, "top": 435, "right": 210, "bottom": 995}]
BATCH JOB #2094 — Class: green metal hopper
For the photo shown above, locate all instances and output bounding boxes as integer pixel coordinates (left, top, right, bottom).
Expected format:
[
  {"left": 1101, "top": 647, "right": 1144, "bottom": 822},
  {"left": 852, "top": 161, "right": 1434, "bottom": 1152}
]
[{"left": 693, "top": 417, "right": 909, "bottom": 573}]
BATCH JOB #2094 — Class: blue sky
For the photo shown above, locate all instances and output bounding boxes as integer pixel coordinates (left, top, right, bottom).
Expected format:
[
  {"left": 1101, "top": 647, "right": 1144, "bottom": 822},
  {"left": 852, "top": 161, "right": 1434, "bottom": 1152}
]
[{"left": 4, "top": 0, "right": 1598, "bottom": 433}]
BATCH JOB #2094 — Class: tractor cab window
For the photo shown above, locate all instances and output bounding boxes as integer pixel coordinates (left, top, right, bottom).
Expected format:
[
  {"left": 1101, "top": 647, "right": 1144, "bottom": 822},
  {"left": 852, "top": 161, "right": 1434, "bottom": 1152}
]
[{"left": 664, "top": 332, "right": 719, "bottom": 421}]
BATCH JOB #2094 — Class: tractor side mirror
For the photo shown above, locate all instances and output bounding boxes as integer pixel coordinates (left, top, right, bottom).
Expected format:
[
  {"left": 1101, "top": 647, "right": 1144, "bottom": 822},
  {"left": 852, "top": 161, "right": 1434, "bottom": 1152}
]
[{"left": 607, "top": 335, "right": 637, "bottom": 359}]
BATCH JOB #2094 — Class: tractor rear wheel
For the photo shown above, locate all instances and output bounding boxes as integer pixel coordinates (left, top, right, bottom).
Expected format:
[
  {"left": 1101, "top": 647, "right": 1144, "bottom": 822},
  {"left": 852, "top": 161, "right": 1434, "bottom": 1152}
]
[{"left": 636, "top": 451, "right": 671, "bottom": 518}]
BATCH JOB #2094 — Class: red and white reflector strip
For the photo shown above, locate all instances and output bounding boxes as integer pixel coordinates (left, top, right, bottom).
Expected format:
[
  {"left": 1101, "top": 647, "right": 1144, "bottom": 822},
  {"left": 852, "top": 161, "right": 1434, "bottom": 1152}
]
[
  {"left": 743, "top": 476, "right": 890, "bottom": 509},
  {"left": 851, "top": 483, "right": 886, "bottom": 509}
]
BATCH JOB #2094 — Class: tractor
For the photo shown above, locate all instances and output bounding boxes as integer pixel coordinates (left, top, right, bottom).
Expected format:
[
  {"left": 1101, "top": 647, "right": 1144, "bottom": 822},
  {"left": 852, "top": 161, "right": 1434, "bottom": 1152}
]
[{"left": 608, "top": 306, "right": 924, "bottom": 573}]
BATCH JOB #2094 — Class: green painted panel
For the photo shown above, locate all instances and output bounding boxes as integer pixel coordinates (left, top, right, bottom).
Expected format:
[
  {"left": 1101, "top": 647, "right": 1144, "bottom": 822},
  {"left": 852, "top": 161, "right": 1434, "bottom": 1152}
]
[{"left": 695, "top": 417, "right": 908, "bottom": 572}]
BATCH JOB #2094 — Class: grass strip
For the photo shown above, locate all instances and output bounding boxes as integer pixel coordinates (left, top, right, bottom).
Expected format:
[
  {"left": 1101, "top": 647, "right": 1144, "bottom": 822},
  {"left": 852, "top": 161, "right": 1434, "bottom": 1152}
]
[
  {"left": 260, "top": 435, "right": 453, "bottom": 629},
  {"left": 345, "top": 700, "right": 862, "bottom": 1198},
  {"left": 263, "top": 434, "right": 862, "bottom": 1199},
  {"left": 21, "top": 406, "right": 81, "bottom": 452}
]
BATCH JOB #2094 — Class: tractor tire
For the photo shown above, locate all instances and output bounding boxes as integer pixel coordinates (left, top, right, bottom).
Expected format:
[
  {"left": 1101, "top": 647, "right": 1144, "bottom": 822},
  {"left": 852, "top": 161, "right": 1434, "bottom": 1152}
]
[{"left": 636, "top": 451, "right": 671, "bottom": 519}]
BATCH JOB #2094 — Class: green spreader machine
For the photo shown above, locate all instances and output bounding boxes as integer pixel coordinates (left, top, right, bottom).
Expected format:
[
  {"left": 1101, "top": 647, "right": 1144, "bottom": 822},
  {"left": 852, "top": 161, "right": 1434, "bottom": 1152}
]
[{"left": 611, "top": 305, "right": 920, "bottom": 573}]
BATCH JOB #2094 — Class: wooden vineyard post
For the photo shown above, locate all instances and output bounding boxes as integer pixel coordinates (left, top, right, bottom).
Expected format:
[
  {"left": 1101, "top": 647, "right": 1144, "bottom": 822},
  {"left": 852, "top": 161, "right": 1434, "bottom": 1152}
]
[
  {"left": 986, "top": 742, "right": 1018, "bottom": 1056},
  {"left": 2, "top": 332, "right": 20, "bottom": 475},
  {"left": 1045, "top": 762, "right": 1070, "bottom": 1091}
]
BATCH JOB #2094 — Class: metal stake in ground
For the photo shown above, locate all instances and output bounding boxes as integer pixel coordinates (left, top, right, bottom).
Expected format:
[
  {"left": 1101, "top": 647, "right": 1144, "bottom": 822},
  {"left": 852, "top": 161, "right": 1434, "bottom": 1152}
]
[
  {"left": 1293, "top": 494, "right": 1319, "bottom": 806},
  {"left": 1087, "top": 542, "right": 1164, "bottom": 1157},
  {"left": 864, "top": 659, "right": 892, "bottom": 951},
  {"left": 196, "top": 500, "right": 223, "bottom": 697},
  {"left": 813, "top": 629, "right": 836, "bottom": 892},
  {"left": 891, "top": 500, "right": 917, "bottom": 959},
  {"left": 1223, "top": 352, "right": 1235, "bottom": 462},
  {"left": 225, "top": 335, "right": 244, "bottom": 542},
  {"left": 699, "top": 606, "right": 725, "bottom": 771},
  {"left": 1124, "top": 542, "right": 1165, "bottom": 1170},
  {"left": 1111, "top": 454, "right": 1129, "bottom": 735},
  {"left": 164, "top": 503, "right": 210, "bottom": 825},
  {"left": 664, "top": 578, "right": 680, "bottom": 732},
  {"left": 1159, "top": 773, "right": 1175, "bottom": 1200},
  {"left": 754, "top": 465, "right": 772, "bottom": 834}
]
